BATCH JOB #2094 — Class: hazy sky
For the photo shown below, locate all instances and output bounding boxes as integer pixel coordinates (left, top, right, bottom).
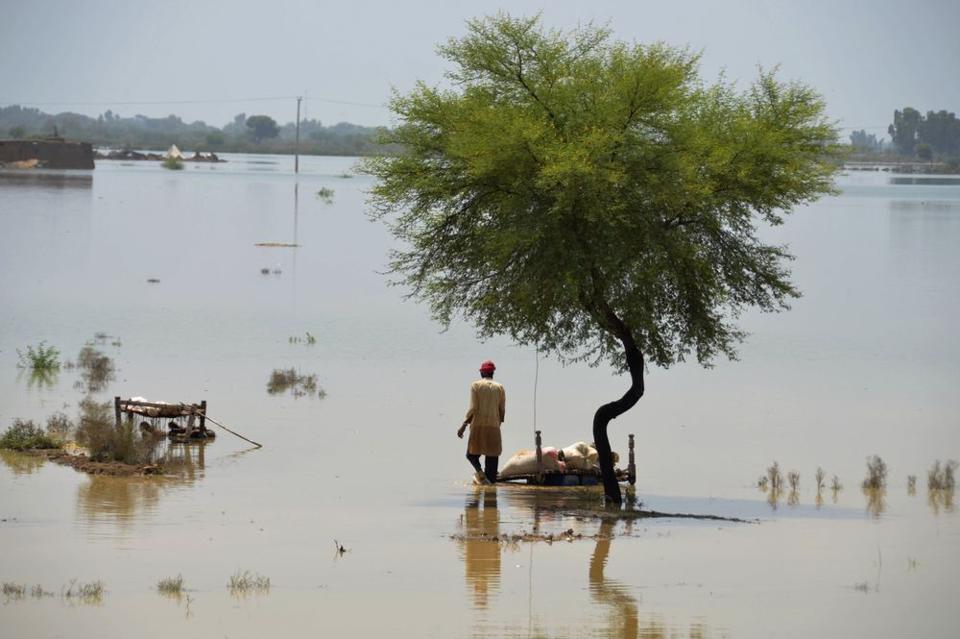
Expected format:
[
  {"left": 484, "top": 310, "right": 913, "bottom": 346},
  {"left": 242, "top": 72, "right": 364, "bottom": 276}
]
[{"left": 2, "top": 0, "right": 958, "bottom": 138}]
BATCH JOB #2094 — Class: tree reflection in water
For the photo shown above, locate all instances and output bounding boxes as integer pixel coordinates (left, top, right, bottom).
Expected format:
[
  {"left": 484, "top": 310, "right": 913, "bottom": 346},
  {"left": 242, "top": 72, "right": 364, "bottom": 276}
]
[{"left": 75, "top": 442, "right": 208, "bottom": 532}]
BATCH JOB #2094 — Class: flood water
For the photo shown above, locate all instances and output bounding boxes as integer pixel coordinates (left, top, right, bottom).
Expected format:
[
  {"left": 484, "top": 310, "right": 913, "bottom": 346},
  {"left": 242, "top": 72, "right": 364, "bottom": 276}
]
[{"left": 1, "top": 158, "right": 958, "bottom": 638}]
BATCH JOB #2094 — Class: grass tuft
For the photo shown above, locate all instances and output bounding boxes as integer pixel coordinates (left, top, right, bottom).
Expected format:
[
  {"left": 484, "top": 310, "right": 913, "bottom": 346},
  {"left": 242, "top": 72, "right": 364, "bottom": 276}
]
[
  {"left": 63, "top": 579, "right": 104, "bottom": 603},
  {"left": 157, "top": 575, "right": 184, "bottom": 596},
  {"left": 862, "top": 455, "right": 887, "bottom": 490},
  {"left": 928, "top": 460, "right": 957, "bottom": 490},
  {"left": 16, "top": 342, "right": 61, "bottom": 371},
  {"left": 2, "top": 582, "right": 26, "bottom": 599},
  {"left": 228, "top": 570, "right": 270, "bottom": 595}
]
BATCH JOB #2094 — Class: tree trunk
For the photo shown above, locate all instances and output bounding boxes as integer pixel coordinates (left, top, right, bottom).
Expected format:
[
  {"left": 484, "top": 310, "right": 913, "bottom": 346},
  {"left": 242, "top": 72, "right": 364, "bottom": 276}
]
[{"left": 593, "top": 310, "right": 645, "bottom": 506}]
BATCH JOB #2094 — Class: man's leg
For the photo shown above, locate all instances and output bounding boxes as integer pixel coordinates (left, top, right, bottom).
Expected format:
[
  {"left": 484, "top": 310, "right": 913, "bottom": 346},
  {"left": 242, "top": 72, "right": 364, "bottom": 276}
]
[
  {"left": 484, "top": 456, "right": 499, "bottom": 484},
  {"left": 466, "top": 453, "right": 483, "bottom": 474}
]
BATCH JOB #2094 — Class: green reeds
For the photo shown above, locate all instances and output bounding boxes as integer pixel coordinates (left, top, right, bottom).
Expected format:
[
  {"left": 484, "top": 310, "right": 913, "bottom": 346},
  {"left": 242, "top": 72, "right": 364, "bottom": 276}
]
[
  {"left": 16, "top": 341, "right": 60, "bottom": 371},
  {"left": 63, "top": 579, "right": 104, "bottom": 603},
  {"left": 266, "top": 368, "right": 325, "bottom": 398}
]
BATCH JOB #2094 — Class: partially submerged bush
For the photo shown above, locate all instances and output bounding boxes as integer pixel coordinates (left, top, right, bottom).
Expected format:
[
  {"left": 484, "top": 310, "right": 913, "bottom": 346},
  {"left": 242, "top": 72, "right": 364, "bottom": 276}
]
[
  {"left": 63, "top": 579, "right": 104, "bottom": 603},
  {"left": 228, "top": 570, "right": 270, "bottom": 595},
  {"left": 766, "top": 461, "right": 783, "bottom": 492},
  {"left": 928, "top": 460, "right": 957, "bottom": 491},
  {"left": 815, "top": 467, "right": 826, "bottom": 492},
  {"left": 316, "top": 187, "right": 334, "bottom": 203},
  {"left": 16, "top": 341, "right": 60, "bottom": 371},
  {"left": 0, "top": 419, "right": 59, "bottom": 450},
  {"left": 45, "top": 412, "right": 74, "bottom": 442},
  {"left": 157, "top": 575, "right": 184, "bottom": 596},
  {"left": 75, "top": 398, "right": 159, "bottom": 464},
  {"left": 266, "top": 368, "right": 325, "bottom": 398},
  {"left": 862, "top": 455, "right": 887, "bottom": 490},
  {"left": 787, "top": 471, "right": 800, "bottom": 492},
  {"left": 162, "top": 156, "right": 184, "bottom": 170},
  {"left": 2, "top": 582, "right": 26, "bottom": 599}
]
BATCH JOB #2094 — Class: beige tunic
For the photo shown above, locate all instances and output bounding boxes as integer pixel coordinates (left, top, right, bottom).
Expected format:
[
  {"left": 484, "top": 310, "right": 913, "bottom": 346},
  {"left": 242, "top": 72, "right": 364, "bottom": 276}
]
[{"left": 464, "top": 378, "right": 506, "bottom": 456}]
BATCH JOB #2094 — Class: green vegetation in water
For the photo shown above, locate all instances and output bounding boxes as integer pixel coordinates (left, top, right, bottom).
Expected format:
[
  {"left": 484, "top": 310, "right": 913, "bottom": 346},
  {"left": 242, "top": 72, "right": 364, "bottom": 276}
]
[
  {"left": 17, "top": 341, "right": 60, "bottom": 371},
  {"left": 862, "top": 455, "right": 888, "bottom": 490},
  {"left": 337, "top": 172, "right": 353, "bottom": 179},
  {"left": 0, "top": 419, "right": 59, "bottom": 450},
  {"left": 928, "top": 459, "right": 957, "bottom": 490},
  {"left": 288, "top": 332, "right": 317, "bottom": 345},
  {"left": 62, "top": 579, "right": 104, "bottom": 603},
  {"left": 162, "top": 156, "right": 184, "bottom": 170},
  {"left": 227, "top": 570, "right": 270, "bottom": 595},
  {"left": 815, "top": 466, "right": 826, "bottom": 493},
  {"left": 157, "top": 575, "right": 184, "bottom": 596},
  {"left": 75, "top": 398, "right": 162, "bottom": 464},
  {"left": 767, "top": 461, "right": 783, "bottom": 492},
  {"left": 316, "top": 187, "right": 335, "bottom": 203},
  {"left": 266, "top": 368, "right": 325, "bottom": 398}
]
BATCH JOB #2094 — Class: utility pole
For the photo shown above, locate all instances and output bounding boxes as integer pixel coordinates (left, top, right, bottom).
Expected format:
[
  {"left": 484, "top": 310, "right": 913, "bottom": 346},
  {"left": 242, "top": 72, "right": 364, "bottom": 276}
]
[{"left": 295, "top": 96, "right": 302, "bottom": 174}]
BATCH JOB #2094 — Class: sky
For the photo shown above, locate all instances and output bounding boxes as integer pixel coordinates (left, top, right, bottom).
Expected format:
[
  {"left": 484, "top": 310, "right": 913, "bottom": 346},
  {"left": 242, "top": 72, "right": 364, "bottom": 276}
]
[{"left": 2, "top": 0, "right": 958, "bottom": 138}]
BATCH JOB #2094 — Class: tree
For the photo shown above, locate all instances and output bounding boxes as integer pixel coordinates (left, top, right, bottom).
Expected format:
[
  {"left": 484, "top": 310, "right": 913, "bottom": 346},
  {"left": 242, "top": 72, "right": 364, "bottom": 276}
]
[
  {"left": 889, "top": 107, "right": 921, "bottom": 156},
  {"left": 246, "top": 115, "right": 279, "bottom": 143},
  {"left": 363, "top": 15, "right": 839, "bottom": 504},
  {"left": 915, "top": 143, "right": 933, "bottom": 161}
]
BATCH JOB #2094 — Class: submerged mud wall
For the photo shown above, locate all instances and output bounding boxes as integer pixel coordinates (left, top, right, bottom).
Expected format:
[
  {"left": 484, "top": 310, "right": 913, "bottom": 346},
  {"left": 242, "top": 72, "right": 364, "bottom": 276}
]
[{"left": 0, "top": 139, "right": 95, "bottom": 169}]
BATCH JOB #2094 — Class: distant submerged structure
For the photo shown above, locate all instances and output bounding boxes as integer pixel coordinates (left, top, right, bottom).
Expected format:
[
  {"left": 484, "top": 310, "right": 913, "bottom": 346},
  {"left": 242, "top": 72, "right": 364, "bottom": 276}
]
[{"left": 0, "top": 136, "right": 95, "bottom": 169}]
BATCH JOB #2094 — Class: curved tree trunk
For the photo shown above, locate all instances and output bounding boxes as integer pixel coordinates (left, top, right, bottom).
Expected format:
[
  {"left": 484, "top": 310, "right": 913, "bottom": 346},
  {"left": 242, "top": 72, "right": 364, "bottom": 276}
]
[{"left": 593, "top": 308, "right": 645, "bottom": 506}]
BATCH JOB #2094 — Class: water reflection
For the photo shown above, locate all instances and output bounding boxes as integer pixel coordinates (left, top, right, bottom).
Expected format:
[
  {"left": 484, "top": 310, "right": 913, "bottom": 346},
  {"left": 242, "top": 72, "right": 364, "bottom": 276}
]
[
  {"left": 590, "top": 520, "right": 641, "bottom": 638},
  {"left": 0, "top": 449, "right": 47, "bottom": 475},
  {"left": 458, "top": 488, "right": 501, "bottom": 609},
  {"left": 75, "top": 442, "right": 206, "bottom": 531},
  {"left": 0, "top": 170, "right": 93, "bottom": 188},
  {"left": 927, "top": 489, "right": 955, "bottom": 515},
  {"left": 863, "top": 487, "right": 887, "bottom": 518},
  {"left": 17, "top": 368, "right": 59, "bottom": 390}
]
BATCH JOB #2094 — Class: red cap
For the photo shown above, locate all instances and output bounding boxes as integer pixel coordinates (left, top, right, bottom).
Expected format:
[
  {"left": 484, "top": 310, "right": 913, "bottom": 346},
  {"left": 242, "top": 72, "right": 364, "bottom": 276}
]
[{"left": 479, "top": 360, "right": 496, "bottom": 374}]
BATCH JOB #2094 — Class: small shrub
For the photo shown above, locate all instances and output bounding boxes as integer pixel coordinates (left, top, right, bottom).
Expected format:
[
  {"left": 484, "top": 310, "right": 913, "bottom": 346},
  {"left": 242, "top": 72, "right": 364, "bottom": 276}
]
[
  {"left": 316, "top": 187, "right": 334, "bottom": 203},
  {"left": 907, "top": 475, "right": 917, "bottom": 494},
  {"left": 75, "top": 398, "right": 159, "bottom": 464},
  {"left": 45, "top": 412, "right": 74, "bottom": 442},
  {"left": 831, "top": 475, "right": 842, "bottom": 492},
  {"left": 787, "top": 471, "right": 800, "bottom": 492},
  {"left": 0, "top": 419, "right": 59, "bottom": 450},
  {"left": 30, "top": 585, "right": 53, "bottom": 598},
  {"left": 17, "top": 342, "right": 60, "bottom": 371},
  {"left": 766, "top": 461, "right": 783, "bottom": 491},
  {"left": 757, "top": 475, "right": 769, "bottom": 490},
  {"left": 157, "top": 575, "right": 184, "bottom": 596},
  {"left": 228, "top": 570, "right": 270, "bottom": 595},
  {"left": 2, "top": 582, "right": 26, "bottom": 599},
  {"left": 815, "top": 467, "right": 826, "bottom": 492},
  {"left": 928, "top": 460, "right": 958, "bottom": 490},
  {"left": 63, "top": 579, "right": 104, "bottom": 603},
  {"left": 162, "top": 156, "right": 184, "bottom": 170},
  {"left": 862, "top": 455, "right": 887, "bottom": 490}
]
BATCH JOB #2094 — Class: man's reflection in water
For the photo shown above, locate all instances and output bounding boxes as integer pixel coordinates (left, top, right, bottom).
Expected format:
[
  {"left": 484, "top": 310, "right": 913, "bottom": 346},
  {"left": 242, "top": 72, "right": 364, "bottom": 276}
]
[{"left": 458, "top": 487, "right": 501, "bottom": 609}]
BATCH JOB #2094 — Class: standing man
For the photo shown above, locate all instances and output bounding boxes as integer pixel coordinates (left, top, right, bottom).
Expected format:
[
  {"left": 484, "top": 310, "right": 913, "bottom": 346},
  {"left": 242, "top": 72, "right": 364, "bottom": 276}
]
[{"left": 458, "top": 360, "right": 506, "bottom": 485}]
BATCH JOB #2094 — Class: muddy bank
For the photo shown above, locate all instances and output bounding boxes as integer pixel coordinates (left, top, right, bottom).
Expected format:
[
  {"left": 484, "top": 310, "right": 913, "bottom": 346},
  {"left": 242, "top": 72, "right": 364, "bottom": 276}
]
[
  {"left": 28, "top": 448, "right": 162, "bottom": 477},
  {"left": 0, "top": 139, "right": 94, "bottom": 169}
]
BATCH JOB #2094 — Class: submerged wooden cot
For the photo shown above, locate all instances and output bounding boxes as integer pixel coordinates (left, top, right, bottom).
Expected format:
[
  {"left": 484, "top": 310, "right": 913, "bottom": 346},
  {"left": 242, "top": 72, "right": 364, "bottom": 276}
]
[
  {"left": 497, "top": 430, "right": 636, "bottom": 486},
  {"left": 115, "top": 396, "right": 216, "bottom": 442}
]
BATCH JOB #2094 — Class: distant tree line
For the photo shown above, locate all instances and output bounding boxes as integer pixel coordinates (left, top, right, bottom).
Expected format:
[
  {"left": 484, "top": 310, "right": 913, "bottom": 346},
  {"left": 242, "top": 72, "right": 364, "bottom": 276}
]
[
  {"left": 887, "top": 107, "right": 960, "bottom": 160},
  {"left": 0, "top": 105, "right": 391, "bottom": 156}
]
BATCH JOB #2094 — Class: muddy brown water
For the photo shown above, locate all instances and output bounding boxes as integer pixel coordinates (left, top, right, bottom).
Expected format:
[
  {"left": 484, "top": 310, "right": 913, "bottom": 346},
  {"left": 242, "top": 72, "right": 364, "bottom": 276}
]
[{"left": 1, "top": 159, "right": 958, "bottom": 638}]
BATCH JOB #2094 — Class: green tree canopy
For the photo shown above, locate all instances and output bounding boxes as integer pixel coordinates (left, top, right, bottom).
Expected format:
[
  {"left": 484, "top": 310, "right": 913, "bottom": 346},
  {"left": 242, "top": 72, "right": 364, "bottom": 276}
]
[
  {"left": 364, "top": 15, "right": 839, "bottom": 503},
  {"left": 246, "top": 115, "right": 279, "bottom": 143}
]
